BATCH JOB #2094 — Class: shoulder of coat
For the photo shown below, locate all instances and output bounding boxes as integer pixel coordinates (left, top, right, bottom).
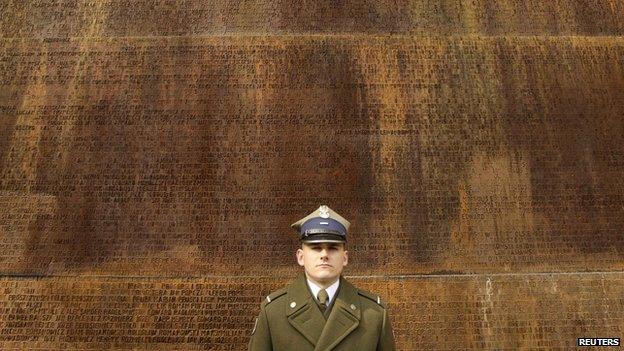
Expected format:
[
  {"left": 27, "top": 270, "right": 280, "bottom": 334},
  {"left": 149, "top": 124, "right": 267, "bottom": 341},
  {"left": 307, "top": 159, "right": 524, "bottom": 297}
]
[
  {"left": 264, "top": 287, "right": 288, "bottom": 306},
  {"left": 357, "top": 289, "right": 386, "bottom": 309}
]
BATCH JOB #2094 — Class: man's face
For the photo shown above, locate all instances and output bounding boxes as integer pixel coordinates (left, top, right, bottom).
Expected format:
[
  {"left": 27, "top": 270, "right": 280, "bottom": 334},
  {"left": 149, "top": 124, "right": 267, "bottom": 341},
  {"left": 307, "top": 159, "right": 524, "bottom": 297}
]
[{"left": 296, "top": 242, "right": 348, "bottom": 286}]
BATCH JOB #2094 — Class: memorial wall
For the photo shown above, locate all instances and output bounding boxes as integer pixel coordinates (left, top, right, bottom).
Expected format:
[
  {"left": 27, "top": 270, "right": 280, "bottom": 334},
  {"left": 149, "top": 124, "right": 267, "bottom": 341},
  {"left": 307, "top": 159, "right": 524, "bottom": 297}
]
[{"left": 1, "top": 1, "right": 623, "bottom": 350}]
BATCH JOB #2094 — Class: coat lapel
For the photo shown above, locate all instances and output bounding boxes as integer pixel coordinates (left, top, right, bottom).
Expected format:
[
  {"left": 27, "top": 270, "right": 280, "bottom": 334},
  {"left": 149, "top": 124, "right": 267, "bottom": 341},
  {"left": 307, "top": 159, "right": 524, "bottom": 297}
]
[
  {"left": 314, "top": 277, "right": 361, "bottom": 351},
  {"left": 286, "top": 274, "right": 327, "bottom": 346}
]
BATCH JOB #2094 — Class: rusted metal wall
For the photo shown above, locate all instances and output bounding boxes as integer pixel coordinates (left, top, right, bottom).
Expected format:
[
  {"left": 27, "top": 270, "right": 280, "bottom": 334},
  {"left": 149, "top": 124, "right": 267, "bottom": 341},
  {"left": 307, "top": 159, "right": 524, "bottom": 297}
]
[{"left": 1, "top": 1, "right": 623, "bottom": 349}]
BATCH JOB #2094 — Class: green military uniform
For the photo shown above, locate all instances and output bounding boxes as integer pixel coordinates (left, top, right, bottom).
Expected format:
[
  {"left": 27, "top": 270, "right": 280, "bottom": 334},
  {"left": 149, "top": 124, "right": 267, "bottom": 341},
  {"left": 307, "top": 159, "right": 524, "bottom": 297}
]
[
  {"left": 248, "top": 274, "right": 395, "bottom": 351},
  {"left": 248, "top": 205, "right": 396, "bottom": 350}
]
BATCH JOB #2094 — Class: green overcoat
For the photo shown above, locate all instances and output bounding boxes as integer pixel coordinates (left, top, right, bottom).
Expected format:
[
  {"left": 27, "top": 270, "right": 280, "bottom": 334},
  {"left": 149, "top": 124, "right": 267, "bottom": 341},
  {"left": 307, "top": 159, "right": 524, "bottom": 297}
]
[{"left": 248, "top": 274, "right": 396, "bottom": 351}]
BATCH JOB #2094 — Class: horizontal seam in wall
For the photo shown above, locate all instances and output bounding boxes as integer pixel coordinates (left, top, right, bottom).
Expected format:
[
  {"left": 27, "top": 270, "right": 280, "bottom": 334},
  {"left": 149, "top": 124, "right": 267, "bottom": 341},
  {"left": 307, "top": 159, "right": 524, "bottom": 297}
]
[
  {"left": 1, "top": 34, "right": 624, "bottom": 41},
  {"left": 0, "top": 270, "right": 623, "bottom": 280}
]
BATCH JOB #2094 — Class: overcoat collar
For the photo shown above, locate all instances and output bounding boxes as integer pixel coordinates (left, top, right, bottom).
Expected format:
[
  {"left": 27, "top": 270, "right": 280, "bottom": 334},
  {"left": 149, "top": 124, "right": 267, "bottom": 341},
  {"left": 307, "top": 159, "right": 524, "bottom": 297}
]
[
  {"left": 286, "top": 274, "right": 326, "bottom": 345},
  {"left": 286, "top": 274, "right": 361, "bottom": 351}
]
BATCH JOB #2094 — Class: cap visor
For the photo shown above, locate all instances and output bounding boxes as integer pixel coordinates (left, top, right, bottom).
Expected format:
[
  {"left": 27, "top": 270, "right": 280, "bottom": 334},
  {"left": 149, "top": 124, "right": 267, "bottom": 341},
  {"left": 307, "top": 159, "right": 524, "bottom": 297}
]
[{"left": 301, "top": 239, "right": 345, "bottom": 243}]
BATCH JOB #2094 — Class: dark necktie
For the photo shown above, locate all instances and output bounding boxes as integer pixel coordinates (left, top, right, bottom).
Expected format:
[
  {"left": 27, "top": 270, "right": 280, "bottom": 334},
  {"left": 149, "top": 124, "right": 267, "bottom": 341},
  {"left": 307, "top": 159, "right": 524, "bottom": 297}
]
[{"left": 318, "top": 289, "right": 329, "bottom": 313}]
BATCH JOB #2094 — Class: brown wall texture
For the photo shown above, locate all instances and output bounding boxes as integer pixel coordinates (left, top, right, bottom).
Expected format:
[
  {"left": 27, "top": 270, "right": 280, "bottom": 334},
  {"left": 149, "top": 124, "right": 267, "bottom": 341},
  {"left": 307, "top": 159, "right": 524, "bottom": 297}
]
[{"left": 1, "top": 1, "right": 623, "bottom": 350}]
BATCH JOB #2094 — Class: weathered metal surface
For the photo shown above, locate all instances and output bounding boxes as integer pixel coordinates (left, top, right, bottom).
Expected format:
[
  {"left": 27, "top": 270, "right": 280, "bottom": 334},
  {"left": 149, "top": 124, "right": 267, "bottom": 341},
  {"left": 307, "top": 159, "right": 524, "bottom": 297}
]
[
  {"left": 1, "top": 0, "right": 624, "bottom": 38},
  {"left": 1, "top": 2, "right": 623, "bottom": 350},
  {"left": 1, "top": 37, "right": 623, "bottom": 277},
  {"left": 0, "top": 274, "right": 622, "bottom": 350}
]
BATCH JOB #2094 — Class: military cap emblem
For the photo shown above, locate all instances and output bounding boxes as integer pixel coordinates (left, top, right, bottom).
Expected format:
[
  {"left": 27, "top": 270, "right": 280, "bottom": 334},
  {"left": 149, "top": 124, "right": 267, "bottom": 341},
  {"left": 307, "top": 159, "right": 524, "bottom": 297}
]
[
  {"left": 291, "top": 205, "right": 351, "bottom": 243},
  {"left": 319, "top": 205, "right": 330, "bottom": 218}
]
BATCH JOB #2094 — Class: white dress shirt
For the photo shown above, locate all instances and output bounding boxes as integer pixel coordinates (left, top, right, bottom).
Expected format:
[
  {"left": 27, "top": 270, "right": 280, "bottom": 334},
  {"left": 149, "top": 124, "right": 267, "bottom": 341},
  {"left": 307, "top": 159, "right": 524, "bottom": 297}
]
[{"left": 307, "top": 278, "right": 340, "bottom": 305}]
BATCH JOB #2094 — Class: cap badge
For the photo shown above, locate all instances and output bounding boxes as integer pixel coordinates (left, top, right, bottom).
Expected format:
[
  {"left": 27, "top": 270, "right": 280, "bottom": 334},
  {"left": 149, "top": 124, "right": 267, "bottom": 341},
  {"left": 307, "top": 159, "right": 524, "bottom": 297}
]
[{"left": 319, "top": 205, "right": 330, "bottom": 218}]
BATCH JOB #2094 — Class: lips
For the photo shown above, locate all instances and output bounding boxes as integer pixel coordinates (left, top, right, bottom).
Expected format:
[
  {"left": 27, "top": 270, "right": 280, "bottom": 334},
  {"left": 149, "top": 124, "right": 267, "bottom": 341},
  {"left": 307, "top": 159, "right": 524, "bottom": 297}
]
[{"left": 317, "top": 264, "right": 333, "bottom": 268}]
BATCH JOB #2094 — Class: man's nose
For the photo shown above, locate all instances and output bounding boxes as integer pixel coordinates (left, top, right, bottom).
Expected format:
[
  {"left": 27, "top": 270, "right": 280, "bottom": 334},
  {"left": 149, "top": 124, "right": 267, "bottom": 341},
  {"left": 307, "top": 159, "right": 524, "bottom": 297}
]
[{"left": 320, "top": 249, "right": 329, "bottom": 257}]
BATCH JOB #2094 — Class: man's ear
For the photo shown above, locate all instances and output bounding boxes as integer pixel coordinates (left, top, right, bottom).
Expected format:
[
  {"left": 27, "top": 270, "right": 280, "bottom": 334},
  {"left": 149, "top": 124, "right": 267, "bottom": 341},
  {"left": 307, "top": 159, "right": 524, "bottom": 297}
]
[
  {"left": 296, "top": 248, "right": 305, "bottom": 267},
  {"left": 343, "top": 249, "right": 348, "bottom": 266}
]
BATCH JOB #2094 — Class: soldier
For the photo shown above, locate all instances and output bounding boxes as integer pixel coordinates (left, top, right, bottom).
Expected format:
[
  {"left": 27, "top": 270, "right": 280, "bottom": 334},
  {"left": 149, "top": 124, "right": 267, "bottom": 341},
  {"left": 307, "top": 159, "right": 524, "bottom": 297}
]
[{"left": 248, "top": 205, "right": 396, "bottom": 351}]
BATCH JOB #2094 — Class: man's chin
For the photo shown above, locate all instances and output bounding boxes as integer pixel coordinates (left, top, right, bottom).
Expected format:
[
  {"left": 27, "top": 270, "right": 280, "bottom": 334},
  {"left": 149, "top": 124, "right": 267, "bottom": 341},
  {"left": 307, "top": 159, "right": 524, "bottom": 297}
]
[{"left": 310, "top": 272, "right": 339, "bottom": 282}]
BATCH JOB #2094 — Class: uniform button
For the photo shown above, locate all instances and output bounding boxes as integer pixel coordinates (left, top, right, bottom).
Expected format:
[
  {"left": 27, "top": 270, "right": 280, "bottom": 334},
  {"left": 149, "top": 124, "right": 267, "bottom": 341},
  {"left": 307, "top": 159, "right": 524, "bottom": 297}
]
[
  {"left": 350, "top": 304, "right": 356, "bottom": 310},
  {"left": 290, "top": 302, "right": 297, "bottom": 308}
]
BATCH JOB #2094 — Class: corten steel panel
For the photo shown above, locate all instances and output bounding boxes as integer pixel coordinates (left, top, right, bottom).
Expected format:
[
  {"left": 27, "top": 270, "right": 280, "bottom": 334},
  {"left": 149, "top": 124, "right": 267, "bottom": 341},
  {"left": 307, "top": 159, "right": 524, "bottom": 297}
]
[
  {"left": 0, "top": 274, "right": 622, "bottom": 350},
  {"left": 2, "top": 1, "right": 624, "bottom": 350},
  {"left": 1, "top": 0, "right": 624, "bottom": 38},
  {"left": 1, "top": 37, "right": 623, "bottom": 277}
]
